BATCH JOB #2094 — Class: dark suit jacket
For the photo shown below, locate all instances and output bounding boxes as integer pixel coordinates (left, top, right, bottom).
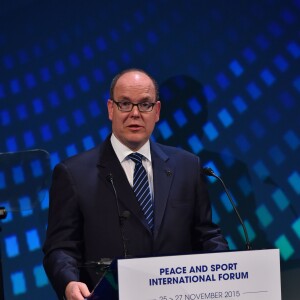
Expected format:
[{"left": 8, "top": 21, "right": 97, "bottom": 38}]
[{"left": 43, "top": 136, "right": 228, "bottom": 298}]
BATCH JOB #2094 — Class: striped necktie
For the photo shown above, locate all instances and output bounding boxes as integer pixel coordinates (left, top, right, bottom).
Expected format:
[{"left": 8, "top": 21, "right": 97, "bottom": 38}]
[{"left": 128, "top": 153, "right": 154, "bottom": 230}]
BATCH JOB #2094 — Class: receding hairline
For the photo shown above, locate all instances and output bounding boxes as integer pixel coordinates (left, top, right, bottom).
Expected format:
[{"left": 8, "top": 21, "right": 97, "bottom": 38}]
[{"left": 109, "top": 68, "right": 159, "bottom": 101}]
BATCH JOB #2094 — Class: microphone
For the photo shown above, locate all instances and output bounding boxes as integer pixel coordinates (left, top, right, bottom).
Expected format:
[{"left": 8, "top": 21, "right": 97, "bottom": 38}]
[
  {"left": 106, "top": 173, "right": 130, "bottom": 258},
  {"left": 202, "top": 167, "right": 252, "bottom": 250}
]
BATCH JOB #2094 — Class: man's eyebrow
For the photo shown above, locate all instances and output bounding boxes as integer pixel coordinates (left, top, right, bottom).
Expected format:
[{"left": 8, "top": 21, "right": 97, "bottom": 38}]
[{"left": 117, "top": 96, "right": 153, "bottom": 102}]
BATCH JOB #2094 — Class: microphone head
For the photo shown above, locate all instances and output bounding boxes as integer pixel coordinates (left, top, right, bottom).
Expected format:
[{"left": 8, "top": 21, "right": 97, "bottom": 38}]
[{"left": 202, "top": 167, "right": 215, "bottom": 176}]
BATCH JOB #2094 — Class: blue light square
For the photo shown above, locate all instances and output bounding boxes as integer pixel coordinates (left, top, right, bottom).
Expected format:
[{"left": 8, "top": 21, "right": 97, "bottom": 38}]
[
  {"left": 272, "top": 189, "right": 289, "bottom": 211},
  {"left": 89, "top": 100, "right": 101, "bottom": 117},
  {"left": 55, "top": 60, "right": 65, "bottom": 74},
  {"left": 252, "top": 160, "right": 270, "bottom": 180},
  {"left": 275, "top": 235, "right": 294, "bottom": 261},
  {"left": 247, "top": 82, "right": 261, "bottom": 100},
  {"left": 40, "top": 190, "right": 49, "bottom": 210},
  {"left": 292, "top": 218, "right": 300, "bottom": 239},
  {"left": 256, "top": 204, "right": 273, "bottom": 227},
  {"left": 13, "top": 166, "right": 25, "bottom": 184},
  {"left": 287, "top": 42, "right": 300, "bottom": 58},
  {"left": 243, "top": 47, "right": 256, "bottom": 63},
  {"left": 203, "top": 85, "right": 216, "bottom": 102},
  {"left": 188, "top": 134, "right": 203, "bottom": 154},
  {"left": 50, "top": 152, "right": 60, "bottom": 169},
  {"left": 218, "top": 108, "right": 233, "bottom": 127},
  {"left": 24, "top": 130, "right": 35, "bottom": 148},
  {"left": 225, "top": 235, "right": 237, "bottom": 250},
  {"left": 1, "top": 110, "right": 10, "bottom": 125},
  {"left": 268, "top": 145, "right": 285, "bottom": 165},
  {"left": 40, "top": 67, "right": 51, "bottom": 82},
  {"left": 48, "top": 91, "right": 60, "bottom": 107},
  {"left": 83, "top": 45, "right": 94, "bottom": 59},
  {"left": 188, "top": 97, "right": 202, "bottom": 114},
  {"left": 260, "top": 69, "right": 275, "bottom": 86},
  {"left": 73, "top": 109, "right": 86, "bottom": 126},
  {"left": 0, "top": 172, "right": 6, "bottom": 189},
  {"left": 229, "top": 60, "right": 243, "bottom": 76},
  {"left": 11, "top": 271, "right": 26, "bottom": 295},
  {"left": 78, "top": 76, "right": 90, "bottom": 92},
  {"left": 83, "top": 136, "right": 95, "bottom": 150},
  {"left": 10, "top": 79, "right": 21, "bottom": 94},
  {"left": 5, "top": 235, "right": 20, "bottom": 257},
  {"left": 32, "top": 98, "right": 44, "bottom": 114},
  {"left": 19, "top": 196, "right": 33, "bottom": 216},
  {"left": 216, "top": 72, "right": 230, "bottom": 89},
  {"left": 30, "top": 159, "right": 43, "bottom": 177},
  {"left": 203, "top": 122, "right": 218, "bottom": 141},
  {"left": 99, "top": 127, "right": 110, "bottom": 141},
  {"left": 232, "top": 96, "right": 248, "bottom": 113},
  {"left": 273, "top": 55, "right": 288, "bottom": 72},
  {"left": 33, "top": 265, "right": 48, "bottom": 287},
  {"left": 288, "top": 171, "right": 300, "bottom": 194},
  {"left": 284, "top": 130, "right": 300, "bottom": 150},
  {"left": 66, "top": 144, "right": 78, "bottom": 157},
  {"left": 157, "top": 120, "right": 173, "bottom": 140},
  {"left": 26, "top": 229, "right": 40, "bottom": 251},
  {"left": 293, "top": 77, "right": 300, "bottom": 93},
  {"left": 16, "top": 104, "right": 28, "bottom": 120},
  {"left": 57, "top": 117, "right": 69, "bottom": 134},
  {"left": 173, "top": 109, "right": 187, "bottom": 127},
  {"left": 211, "top": 205, "right": 220, "bottom": 224},
  {"left": 40, "top": 124, "right": 53, "bottom": 141},
  {"left": 6, "top": 136, "right": 17, "bottom": 151}
]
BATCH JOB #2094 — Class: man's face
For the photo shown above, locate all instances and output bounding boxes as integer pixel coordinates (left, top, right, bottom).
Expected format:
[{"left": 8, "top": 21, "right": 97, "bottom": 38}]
[{"left": 107, "top": 71, "right": 161, "bottom": 151}]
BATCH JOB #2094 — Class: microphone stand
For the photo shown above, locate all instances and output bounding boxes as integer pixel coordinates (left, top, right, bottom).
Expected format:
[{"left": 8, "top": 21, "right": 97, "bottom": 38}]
[{"left": 203, "top": 167, "right": 252, "bottom": 250}]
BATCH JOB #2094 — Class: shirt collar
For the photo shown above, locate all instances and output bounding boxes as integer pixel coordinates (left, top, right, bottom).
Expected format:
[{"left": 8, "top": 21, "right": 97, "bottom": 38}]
[{"left": 110, "top": 133, "right": 152, "bottom": 163}]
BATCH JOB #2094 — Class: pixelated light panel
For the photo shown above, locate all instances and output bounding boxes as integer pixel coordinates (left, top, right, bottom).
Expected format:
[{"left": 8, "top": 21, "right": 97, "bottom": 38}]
[{"left": 1, "top": 1, "right": 300, "bottom": 299}]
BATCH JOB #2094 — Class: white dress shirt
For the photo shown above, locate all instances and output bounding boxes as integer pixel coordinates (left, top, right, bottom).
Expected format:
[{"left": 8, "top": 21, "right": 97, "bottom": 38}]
[{"left": 110, "top": 133, "right": 154, "bottom": 199}]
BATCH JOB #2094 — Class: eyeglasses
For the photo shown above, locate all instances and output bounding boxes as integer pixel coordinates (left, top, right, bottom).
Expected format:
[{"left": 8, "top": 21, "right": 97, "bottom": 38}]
[{"left": 112, "top": 100, "right": 157, "bottom": 112}]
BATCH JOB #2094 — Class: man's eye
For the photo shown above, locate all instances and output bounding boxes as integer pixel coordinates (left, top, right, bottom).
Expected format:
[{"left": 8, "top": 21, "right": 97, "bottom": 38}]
[
  {"left": 140, "top": 102, "right": 151, "bottom": 108},
  {"left": 120, "top": 102, "right": 131, "bottom": 107}
]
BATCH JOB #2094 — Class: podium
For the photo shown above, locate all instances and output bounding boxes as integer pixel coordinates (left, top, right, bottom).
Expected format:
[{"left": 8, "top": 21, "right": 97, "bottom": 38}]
[{"left": 87, "top": 249, "right": 281, "bottom": 300}]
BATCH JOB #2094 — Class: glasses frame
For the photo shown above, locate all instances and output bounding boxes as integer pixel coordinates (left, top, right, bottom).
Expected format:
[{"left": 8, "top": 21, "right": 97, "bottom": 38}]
[{"left": 111, "top": 99, "right": 157, "bottom": 112}]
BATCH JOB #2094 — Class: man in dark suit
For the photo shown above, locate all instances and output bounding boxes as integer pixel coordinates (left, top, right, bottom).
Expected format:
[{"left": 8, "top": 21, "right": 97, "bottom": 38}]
[{"left": 43, "top": 68, "right": 228, "bottom": 299}]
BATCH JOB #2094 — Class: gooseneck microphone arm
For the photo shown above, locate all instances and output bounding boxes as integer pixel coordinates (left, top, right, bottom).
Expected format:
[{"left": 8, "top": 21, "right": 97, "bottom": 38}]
[
  {"left": 106, "top": 173, "right": 130, "bottom": 258},
  {"left": 202, "top": 167, "right": 252, "bottom": 250}
]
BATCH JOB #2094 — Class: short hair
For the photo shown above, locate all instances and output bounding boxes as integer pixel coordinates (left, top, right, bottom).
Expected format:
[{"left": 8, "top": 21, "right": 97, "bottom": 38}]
[{"left": 109, "top": 68, "right": 159, "bottom": 101}]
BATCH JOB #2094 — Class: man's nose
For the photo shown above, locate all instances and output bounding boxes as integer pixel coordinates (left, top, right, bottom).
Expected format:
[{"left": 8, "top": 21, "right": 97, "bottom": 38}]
[{"left": 130, "top": 105, "right": 141, "bottom": 116}]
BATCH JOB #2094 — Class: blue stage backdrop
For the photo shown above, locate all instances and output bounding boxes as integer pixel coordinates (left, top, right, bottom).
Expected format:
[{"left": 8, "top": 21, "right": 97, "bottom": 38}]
[{"left": 0, "top": 0, "right": 300, "bottom": 299}]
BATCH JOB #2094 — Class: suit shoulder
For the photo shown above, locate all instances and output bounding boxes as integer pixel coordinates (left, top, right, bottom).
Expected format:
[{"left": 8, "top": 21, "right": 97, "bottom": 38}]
[
  {"left": 60, "top": 145, "right": 102, "bottom": 168},
  {"left": 155, "top": 142, "right": 199, "bottom": 160}
]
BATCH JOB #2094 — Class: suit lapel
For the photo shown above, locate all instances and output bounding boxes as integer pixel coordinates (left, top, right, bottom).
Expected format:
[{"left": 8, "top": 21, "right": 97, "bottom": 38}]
[
  {"left": 151, "top": 142, "right": 174, "bottom": 239},
  {"left": 97, "top": 137, "right": 151, "bottom": 232}
]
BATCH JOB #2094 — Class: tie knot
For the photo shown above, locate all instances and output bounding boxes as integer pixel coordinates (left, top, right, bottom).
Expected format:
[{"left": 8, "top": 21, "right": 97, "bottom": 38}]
[{"left": 128, "top": 152, "right": 144, "bottom": 164}]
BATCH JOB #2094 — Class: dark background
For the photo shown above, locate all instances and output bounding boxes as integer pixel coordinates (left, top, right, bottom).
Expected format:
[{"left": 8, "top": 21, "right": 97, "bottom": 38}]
[{"left": 0, "top": 0, "right": 299, "bottom": 299}]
